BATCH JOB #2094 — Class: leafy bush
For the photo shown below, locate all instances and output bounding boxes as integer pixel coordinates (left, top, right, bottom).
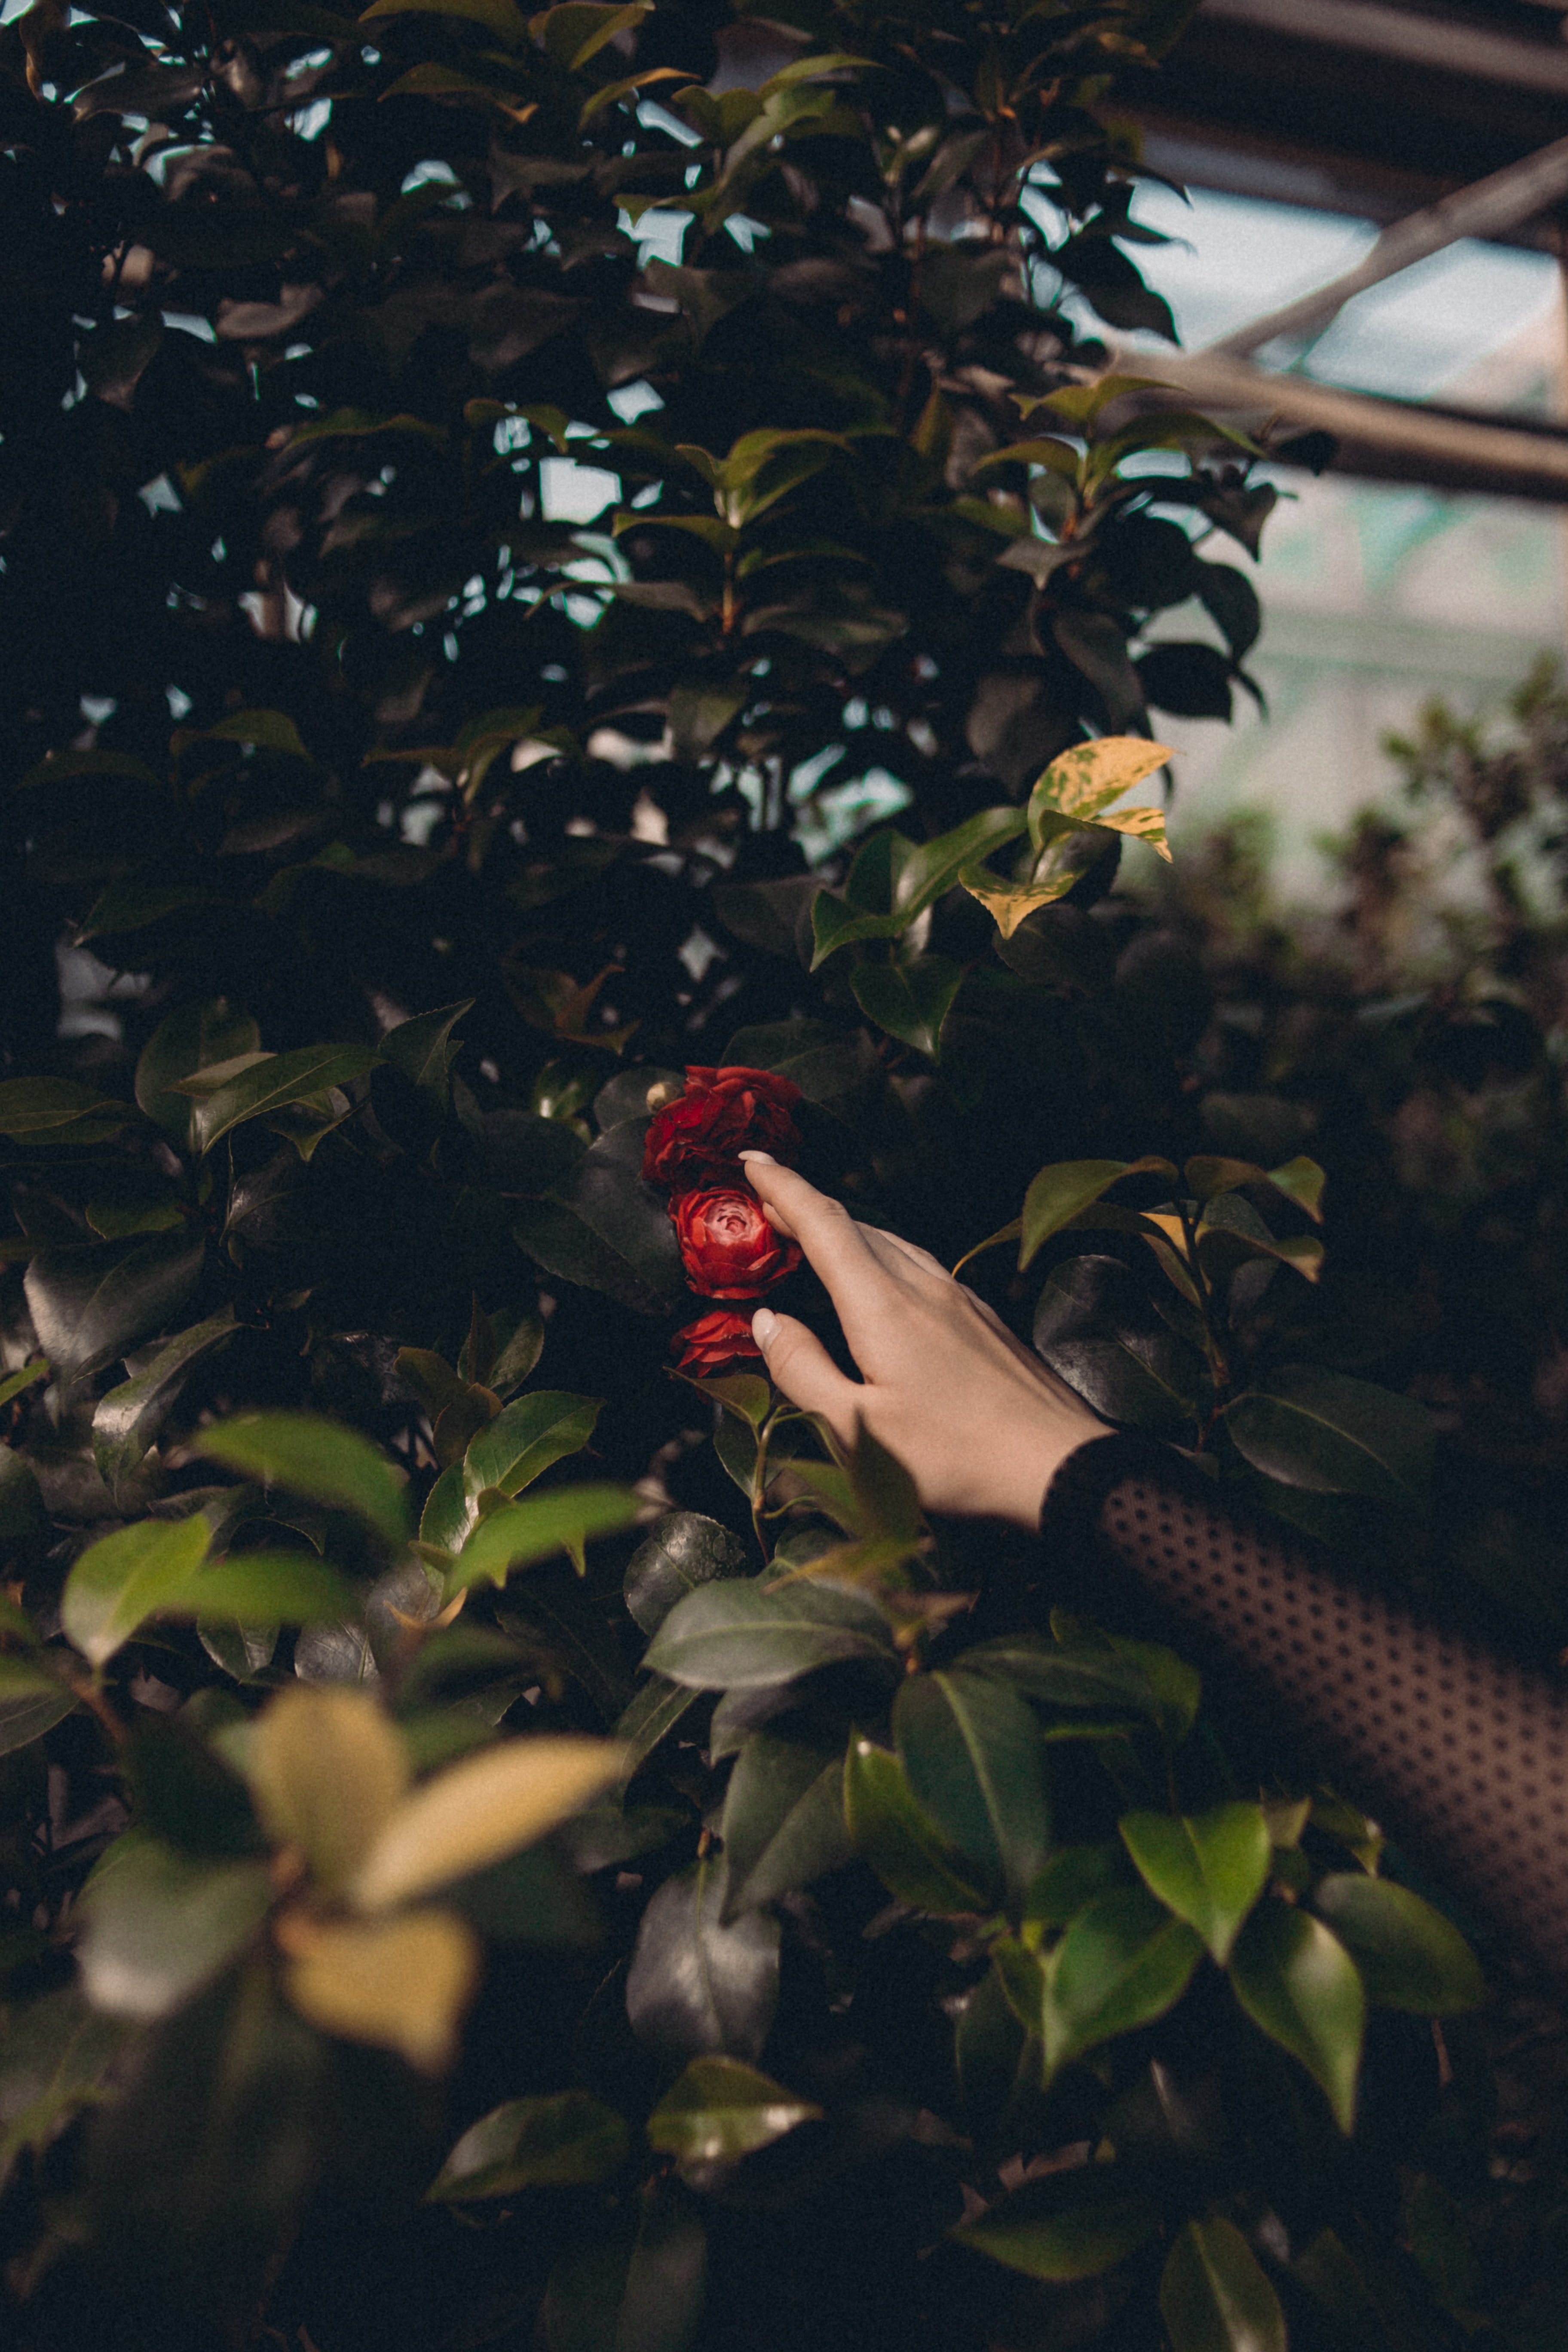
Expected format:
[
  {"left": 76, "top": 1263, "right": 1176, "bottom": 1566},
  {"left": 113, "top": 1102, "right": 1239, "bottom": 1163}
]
[{"left": 1, "top": 4, "right": 1562, "bottom": 2349}]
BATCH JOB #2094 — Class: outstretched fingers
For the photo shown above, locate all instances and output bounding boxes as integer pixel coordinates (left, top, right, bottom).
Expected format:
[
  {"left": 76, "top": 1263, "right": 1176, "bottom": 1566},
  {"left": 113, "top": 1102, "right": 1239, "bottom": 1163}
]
[{"left": 739, "top": 1155, "right": 894, "bottom": 1335}]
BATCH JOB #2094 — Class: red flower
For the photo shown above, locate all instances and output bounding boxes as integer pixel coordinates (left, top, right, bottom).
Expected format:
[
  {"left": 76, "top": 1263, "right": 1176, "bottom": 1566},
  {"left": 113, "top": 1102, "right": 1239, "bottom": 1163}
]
[
  {"left": 643, "top": 1065, "right": 802, "bottom": 1190},
  {"left": 672, "top": 1187, "right": 802, "bottom": 1299},
  {"left": 673, "top": 1308, "right": 763, "bottom": 1375}
]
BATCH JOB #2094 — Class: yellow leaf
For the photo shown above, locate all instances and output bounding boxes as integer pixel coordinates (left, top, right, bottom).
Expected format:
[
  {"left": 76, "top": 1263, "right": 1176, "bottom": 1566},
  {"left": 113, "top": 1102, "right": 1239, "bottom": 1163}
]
[
  {"left": 1030, "top": 736, "right": 1172, "bottom": 827},
  {"left": 1140, "top": 1213, "right": 1189, "bottom": 1256},
  {"left": 350, "top": 1735, "right": 626, "bottom": 1913},
  {"left": 959, "top": 862, "right": 1080, "bottom": 938},
  {"left": 278, "top": 1905, "right": 480, "bottom": 2075},
  {"left": 1098, "top": 802, "right": 1172, "bottom": 862},
  {"left": 248, "top": 1687, "right": 408, "bottom": 1894}
]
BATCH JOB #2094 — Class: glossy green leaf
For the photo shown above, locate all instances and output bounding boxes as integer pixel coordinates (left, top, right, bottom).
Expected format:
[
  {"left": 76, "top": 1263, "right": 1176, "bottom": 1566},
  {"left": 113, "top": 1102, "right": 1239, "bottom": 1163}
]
[
  {"left": 809, "top": 808, "right": 1027, "bottom": 966},
  {"left": 954, "top": 2197, "right": 1158, "bottom": 2282},
  {"left": 24, "top": 1229, "right": 206, "bottom": 1384},
  {"left": 1312, "top": 1874, "right": 1485, "bottom": 2014},
  {"left": 648, "top": 2056, "right": 821, "bottom": 2175},
  {"left": 194, "top": 1412, "right": 409, "bottom": 1548},
  {"left": 719, "top": 1735, "right": 850, "bottom": 1915},
  {"left": 1019, "top": 1157, "right": 1177, "bottom": 1269},
  {"left": 463, "top": 1390, "right": 601, "bottom": 1500},
  {"left": 512, "top": 1123, "right": 686, "bottom": 1314},
  {"left": 645, "top": 1579, "right": 899, "bottom": 1690},
  {"left": 895, "top": 1671, "right": 1049, "bottom": 1901},
  {"left": 77, "top": 1834, "right": 272, "bottom": 2020},
  {"left": 843, "top": 1735, "right": 988, "bottom": 1914},
  {"left": 623, "top": 1512, "right": 750, "bottom": 1638},
  {"left": 625, "top": 1854, "right": 780, "bottom": 2065},
  {"left": 428, "top": 2092, "right": 629, "bottom": 2199},
  {"left": 190, "top": 1043, "right": 377, "bottom": 1155},
  {"left": 965, "top": 1627, "right": 1200, "bottom": 1742},
  {"left": 1225, "top": 1366, "right": 1434, "bottom": 1503},
  {"left": 0, "top": 1077, "right": 133, "bottom": 1142},
  {"left": 92, "top": 1309, "right": 238, "bottom": 1495},
  {"left": 1033, "top": 1255, "right": 1204, "bottom": 1431},
  {"left": 1043, "top": 1886, "right": 1204, "bottom": 2077},
  {"left": 172, "top": 706, "right": 311, "bottom": 760},
  {"left": 0, "top": 1358, "right": 48, "bottom": 1411},
  {"left": 446, "top": 1484, "right": 640, "bottom": 1594},
  {"left": 848, "top": 956, "right": 964, "bottom": 1060},
  {"left": 378, "top": 1000, "right": 472, "bottom": 1106},
  {"left": 62, "top": 1515, "right": 213, "bottom": 1669},
  {"left": 1119, "top": 1803, "right": 1271, "bottom": 1964},
  {"left": 1230, "top": 1901, "right": 1365, "bottom": 2132},
  {"left": 1160, "top": 2216, "right": 1286, "bottom": 2352},
  {"left": 134, "top": 1000, "right": 260, "bottom": 1146},
  {"left": 614, "top": 1672, "right": 703, "bottom": 1781}
]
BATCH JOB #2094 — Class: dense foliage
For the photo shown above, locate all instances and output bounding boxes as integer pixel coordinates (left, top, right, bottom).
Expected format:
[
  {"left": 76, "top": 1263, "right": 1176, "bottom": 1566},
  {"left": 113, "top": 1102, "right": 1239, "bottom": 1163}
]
[{"left": 2, "top": 3, "right": 1565, "bottom": 2350}]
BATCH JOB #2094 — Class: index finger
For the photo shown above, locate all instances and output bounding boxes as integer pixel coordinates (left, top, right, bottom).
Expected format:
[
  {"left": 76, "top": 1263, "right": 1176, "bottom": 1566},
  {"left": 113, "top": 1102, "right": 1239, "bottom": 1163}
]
[{"left": 738, "top": 1154, "right": 893, "bottom": 1333}]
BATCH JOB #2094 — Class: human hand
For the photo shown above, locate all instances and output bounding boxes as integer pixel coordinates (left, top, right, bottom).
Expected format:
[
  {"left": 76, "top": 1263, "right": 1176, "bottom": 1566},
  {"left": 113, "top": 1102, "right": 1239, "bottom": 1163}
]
[{"left": 738, "top": 1154, "right": 1109, "bottom": 1529}]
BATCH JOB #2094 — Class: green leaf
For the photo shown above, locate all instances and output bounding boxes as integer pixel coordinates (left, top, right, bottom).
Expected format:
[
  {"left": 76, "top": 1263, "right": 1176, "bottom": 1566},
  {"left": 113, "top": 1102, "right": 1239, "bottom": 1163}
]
[
  {"left": 614, "top": 1672, "right": 702, "bottom": 1781},
  {"left": 719, "top": 1736, "right": 850, "bottom": 1916},
  {"left": 1159, "top": 2216, "right": 1287, "bottom": 2352},
  {"left": 350, "top": 1736, "right": 626, "bottom": 1912},
  {"left": 24, "top": 1229, "right": 206, "bottom": 1384},
  {"left": 1230, "top": 1901, "right": 1365, "bottom": 2132},
  {"left": 0, "top": 1077, "right": 133, "bottom": 1143},
  {"left": 77, "top": 1835, "right": 272, "bottom": 2020},
  {"left": 0, "top": 1986, "right": 128, "bottom": 2193},
  {"left": 809, "top": 808, "right": 1027, "bottom": 965},
  {"left": 191, "top": 1043, "right": 378, "bottom": 1155},
  {"left": 623, "top": 1512, "right": 750, "bottom": 1638},
  {"left": 1225, "top": 1366, "right": 1434, "bottom": 1504},
  {"left": 463, "top": 1390, "right": 601, "bottom": 1500},
  {"left": 172, "top": 707, "right": 311, "bottom": 760},
  {"left": 161, "top": 1553, "right": 361, "bottom": 1629},
  {"left": 625, "top": 1854, "right": 780, "bottom": 2064},
  {"left": 1119, "top": 1803, "right": 1271, "bottom": 1965},
  {"left": 194, "top": 1412, "right": 409, "bottom": 1549},
  {"left": 1019, "top": 1158, "right": 1176, "bottom": 1269},
  {"left": 1043, "top": 1886, "right": 1204, "bottom": 2078},
  {"left": 842, "top": 1735, "right": 988, "bottom": 1914},
  {"left": 848, "top": 955, "right": 964, "bottom": 1060},
  {"left": 895, "top": 1671, "right": 1049, "bottom": 1902},
  {"left": 135, "top": 999, "right": 260, "bottom": 1148},
  {"left": 954, "top": 2197, "right": 1158, "bottom": 2282},
  {"left": 648, "top": 2057, "right": 821, "bottom": 2176},
  {"left": 1311, "top": 1874, "right": 1485, "bottom": 2015},
  {"left": 1033, "top": 1256, "right": 1204, "bottom": 1432},
  {"left": 0, "top": 1657, "right": 76, "bottom": 1756},
  {"left": 377, "top": 1000, "right": 473, "bottom": 1112},
  {"left": 645, "top": 1579, "right": 899, "bottom": 1690},
  {"left": 447, "top": 1485, "right": 641, "bottom": 1595},
  {"left": 965, "top": 1627, "right": 1200, "bottom": 1743},
  {"left": 92, "top": 1309, "right": 238, "bottom": 1496},
  {"left": 0, "top": 1358, "right": 48, "bottom": 1411},
  {"left": 62, "top": 1515, "right": 213, "bottom": 1669},
  {"left": 512, "top": 1123, "right": 686, "bottom": 1314},
  {"left": 428, "top": 2092, "right": 629, "bottom": 2200},
  {"left": 0, "top": 1446, "right": 49, "bottom": 1547}
]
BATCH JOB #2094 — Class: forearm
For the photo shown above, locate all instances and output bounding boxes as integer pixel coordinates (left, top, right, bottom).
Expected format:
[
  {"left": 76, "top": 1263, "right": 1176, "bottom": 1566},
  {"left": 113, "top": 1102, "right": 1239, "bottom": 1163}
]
[{"left": 1043, "top": 1436, "right": 1568, "bottom": 1983}]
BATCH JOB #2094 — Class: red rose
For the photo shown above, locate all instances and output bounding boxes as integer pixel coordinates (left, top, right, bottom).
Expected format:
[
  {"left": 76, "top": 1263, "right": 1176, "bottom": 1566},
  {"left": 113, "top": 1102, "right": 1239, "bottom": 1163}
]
[
  {"left": 673, "top": 1308, "right": 763, "bottom": 1375},
  {"left": 672, "top": 1186, "right": 802, "bottom": 1299},
  {"left": 642, "top": 1065, "right": 802, "bottom": 1190}
]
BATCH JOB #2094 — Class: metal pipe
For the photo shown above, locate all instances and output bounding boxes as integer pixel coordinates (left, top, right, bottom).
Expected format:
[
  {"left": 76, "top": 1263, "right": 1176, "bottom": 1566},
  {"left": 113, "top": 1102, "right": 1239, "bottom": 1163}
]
[{"left": 1204, "top": 132, "right": 1568, "bottom": 359}]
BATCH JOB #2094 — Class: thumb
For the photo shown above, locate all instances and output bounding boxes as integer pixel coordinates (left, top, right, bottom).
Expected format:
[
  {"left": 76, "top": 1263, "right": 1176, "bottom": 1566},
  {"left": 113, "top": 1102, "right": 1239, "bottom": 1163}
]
[{"left": 752, "top": 1307, "right": 858, "bottom": 1438}]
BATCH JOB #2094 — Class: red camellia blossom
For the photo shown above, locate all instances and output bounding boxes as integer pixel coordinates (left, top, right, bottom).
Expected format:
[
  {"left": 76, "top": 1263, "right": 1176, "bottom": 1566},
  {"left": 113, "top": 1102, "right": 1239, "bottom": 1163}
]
[
  {"left": 672, "top": 1187, "right": 802, "bottom": 1299},
  {"left": 673, "top": 1309, "right": 763, "bottom": 1375},
  {"left": 642, "top": 1064, "right": 802, "bottom": 1190}
]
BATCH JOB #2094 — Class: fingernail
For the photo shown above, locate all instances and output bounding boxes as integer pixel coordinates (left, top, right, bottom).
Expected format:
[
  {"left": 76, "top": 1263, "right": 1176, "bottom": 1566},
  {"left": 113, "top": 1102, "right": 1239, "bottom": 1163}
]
[
  {"left": 752, "top": 1307, "right": 778, "bottom": 1346},
  {"left": 738, "top": 1150, "right": 776, "bottom": 1165}
]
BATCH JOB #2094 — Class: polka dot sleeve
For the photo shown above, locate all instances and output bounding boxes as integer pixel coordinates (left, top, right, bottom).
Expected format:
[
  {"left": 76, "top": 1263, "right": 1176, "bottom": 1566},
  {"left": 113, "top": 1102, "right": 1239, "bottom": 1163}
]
[{"left": 1041, "top": 1436, "right": 1568, "bottom": 1982}]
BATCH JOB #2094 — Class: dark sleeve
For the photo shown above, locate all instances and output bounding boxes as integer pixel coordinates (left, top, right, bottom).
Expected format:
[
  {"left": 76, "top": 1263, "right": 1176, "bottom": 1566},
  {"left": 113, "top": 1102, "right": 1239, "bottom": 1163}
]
[{"left": 1041, "top": 1434, "right": 1568, "bottom": 1984}]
